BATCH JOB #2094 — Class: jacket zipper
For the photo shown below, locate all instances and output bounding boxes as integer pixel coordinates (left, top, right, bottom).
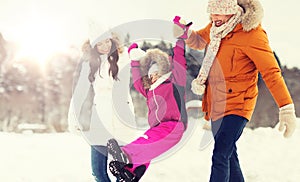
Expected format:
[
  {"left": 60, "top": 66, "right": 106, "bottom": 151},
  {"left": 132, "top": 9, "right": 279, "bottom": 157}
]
[{"left": 152, "top": 90, "right": 160, "bottom": 125}]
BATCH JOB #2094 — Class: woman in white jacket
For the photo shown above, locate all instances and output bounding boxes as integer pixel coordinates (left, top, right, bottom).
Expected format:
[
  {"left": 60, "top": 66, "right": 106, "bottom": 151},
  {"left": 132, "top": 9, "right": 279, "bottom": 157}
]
[{"left": 68, "top": 32, "right": 136, "bottom": 182}]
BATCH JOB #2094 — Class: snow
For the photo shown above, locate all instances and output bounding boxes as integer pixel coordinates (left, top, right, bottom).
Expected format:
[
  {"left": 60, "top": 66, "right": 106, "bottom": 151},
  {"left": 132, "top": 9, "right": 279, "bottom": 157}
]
[{"left": 1, "top": 118, "right": 299, "bottom": 182}]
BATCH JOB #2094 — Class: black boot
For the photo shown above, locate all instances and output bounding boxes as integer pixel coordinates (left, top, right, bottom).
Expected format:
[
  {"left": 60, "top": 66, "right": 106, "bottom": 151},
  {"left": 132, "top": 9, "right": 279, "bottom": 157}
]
[
  {"left": 132, "top": 165, "right": 146, "bottom": 181},
  {"left": 107, "top": 138, "right": 128, "bottom": 163},
  {"left": 109, "top": 161, "right": 146, "bottom": 182}
]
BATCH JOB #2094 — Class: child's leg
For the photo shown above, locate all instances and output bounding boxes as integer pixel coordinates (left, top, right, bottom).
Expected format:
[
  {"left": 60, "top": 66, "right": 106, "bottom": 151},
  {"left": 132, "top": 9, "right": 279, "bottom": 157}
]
[
  {"left": 107, "top": 139, "right": 149, "bottom": 181},
  {"left": 122, "top": 121, "right": 185, "bottom": 166},
  {"left": 108, "top": 121, "right": 184, "bottom": 181}
]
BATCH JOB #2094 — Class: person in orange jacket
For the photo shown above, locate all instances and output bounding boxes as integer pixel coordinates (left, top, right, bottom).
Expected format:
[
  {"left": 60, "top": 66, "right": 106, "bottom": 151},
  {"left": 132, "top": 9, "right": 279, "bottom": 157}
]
[{"left": 174, "top": 0, "right": 297, "bottom": 181}]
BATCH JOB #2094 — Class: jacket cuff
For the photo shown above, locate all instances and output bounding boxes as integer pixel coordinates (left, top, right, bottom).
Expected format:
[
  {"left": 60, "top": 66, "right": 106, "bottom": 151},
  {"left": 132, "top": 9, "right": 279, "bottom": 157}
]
[
  {"left": 279, "top": 103, "right": 294, "bottom": 111},
  {"left": 129, "top": 48, "right": 146, "bottom": 60},
  {"left": 131, "top": 61, "right": 140, "bottom": 67}
]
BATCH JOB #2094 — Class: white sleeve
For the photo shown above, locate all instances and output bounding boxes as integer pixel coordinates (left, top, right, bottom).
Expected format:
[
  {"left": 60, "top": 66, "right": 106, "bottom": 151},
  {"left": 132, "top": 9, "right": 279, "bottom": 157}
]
[
  {"left": 112, "top": 50, "right": 136, "bottom": 123},
  {"left": 67, "top": 97, "right": 81, "bottom": 135},
  {"left": 67, "top": 62, "right": 91, "bottom": 134}
]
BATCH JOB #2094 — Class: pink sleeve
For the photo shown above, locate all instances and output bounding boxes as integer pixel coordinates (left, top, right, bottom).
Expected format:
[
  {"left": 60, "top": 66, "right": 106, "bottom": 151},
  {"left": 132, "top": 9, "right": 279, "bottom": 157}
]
[
  {"left": 171, "top": 39, "right": 187, "bottom": 87},
  {"left": 131, "top": 61, "right": 147, "bottom": 97}
]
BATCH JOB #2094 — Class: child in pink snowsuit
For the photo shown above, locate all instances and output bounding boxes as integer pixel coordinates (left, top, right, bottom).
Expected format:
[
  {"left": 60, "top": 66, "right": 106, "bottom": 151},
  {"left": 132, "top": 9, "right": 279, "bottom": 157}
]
[{"left": 108, "top": 17, "right": 192, "bottom": 182}]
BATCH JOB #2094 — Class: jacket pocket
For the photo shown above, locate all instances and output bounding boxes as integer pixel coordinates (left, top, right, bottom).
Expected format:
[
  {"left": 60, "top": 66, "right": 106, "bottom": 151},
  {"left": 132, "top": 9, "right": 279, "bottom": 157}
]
[{"left": 212, "top": 81, "right": 246, "bottom": 114}]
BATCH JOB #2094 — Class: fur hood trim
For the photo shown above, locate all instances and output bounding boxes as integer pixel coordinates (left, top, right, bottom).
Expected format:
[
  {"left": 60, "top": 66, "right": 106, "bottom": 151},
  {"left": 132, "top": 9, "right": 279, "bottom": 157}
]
[
  {"left": 140, "top": 48, "right": 170, "bottom": 77},
  {"left": 238, "top": 0, "right": 264, "bottom": 31}
]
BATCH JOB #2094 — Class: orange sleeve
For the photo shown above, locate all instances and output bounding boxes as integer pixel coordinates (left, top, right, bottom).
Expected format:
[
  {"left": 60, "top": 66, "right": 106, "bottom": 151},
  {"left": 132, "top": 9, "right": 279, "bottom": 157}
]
[
  {"left": 245, "top": 27, "right": 293, "bottom": 107},
  {"left": 186, "top": 23, "right": 212, "bottom": 50}
]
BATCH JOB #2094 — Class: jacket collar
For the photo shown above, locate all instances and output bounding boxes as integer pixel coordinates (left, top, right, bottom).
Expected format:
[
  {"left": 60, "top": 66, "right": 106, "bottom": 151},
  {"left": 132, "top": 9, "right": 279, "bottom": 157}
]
[{"left": 149, "top": 72, "right": 172, "bottom": 91}]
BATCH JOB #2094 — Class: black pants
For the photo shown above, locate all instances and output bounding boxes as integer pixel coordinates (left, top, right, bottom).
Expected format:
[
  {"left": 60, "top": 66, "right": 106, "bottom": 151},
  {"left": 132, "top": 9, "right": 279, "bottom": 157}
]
[{"left": 209, "top": 115, "right": 248, "bottom": 182}]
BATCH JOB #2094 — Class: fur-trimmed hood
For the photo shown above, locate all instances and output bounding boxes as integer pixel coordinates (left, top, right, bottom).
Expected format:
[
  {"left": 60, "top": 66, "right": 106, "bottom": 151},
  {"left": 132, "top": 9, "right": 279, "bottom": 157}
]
[
  {"left": 137, "top": 48, "right": 171, "bottom": 89},
  {"left": 139, "top": 48, "right": 170, "bottom": 77},
  {"left": 238, "top": 0, "right": 264, "bottom": 31}
]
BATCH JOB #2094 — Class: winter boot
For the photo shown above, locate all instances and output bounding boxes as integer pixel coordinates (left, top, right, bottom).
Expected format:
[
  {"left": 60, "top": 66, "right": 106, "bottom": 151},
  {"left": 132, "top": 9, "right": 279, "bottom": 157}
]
[
  {"left": 109, "top": 161, "right": 146, "bottom": 182},
  {"left": 107, "top": 138, "right": 128, "bottom": 163}
]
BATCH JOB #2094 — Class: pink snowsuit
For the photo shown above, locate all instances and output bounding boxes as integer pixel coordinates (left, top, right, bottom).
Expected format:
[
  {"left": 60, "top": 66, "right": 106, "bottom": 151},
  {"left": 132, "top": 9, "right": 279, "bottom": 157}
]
[{"left": 122, "top": 39, "right": 188, "bottom": 171}]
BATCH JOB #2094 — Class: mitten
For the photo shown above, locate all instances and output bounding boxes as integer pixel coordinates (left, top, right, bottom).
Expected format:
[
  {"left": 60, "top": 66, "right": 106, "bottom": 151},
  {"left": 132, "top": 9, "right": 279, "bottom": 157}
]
[
  {"left": 128, "top": 43, "right": 146, "bottom": 61},
  {"left": 173, "top": 16, "right": 193, "bottom": 39},
  {"left": 191, "top": 78, "right": 206, "bottom": 95},
  {"left": 202, "top": 122, "right": 211, "bottom": 131},
  {"left": 279, "top": 103, "right": 297, "bottom": 138}
]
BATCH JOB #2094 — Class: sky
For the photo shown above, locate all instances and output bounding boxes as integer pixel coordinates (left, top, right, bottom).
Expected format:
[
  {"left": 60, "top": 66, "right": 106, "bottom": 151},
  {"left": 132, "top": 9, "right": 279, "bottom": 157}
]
[
  {"left": 0, "top": 118, "right": 299, "bottom": 181},
  {"left": 0, "top": 0, "right": 300, "bottom": 68}
]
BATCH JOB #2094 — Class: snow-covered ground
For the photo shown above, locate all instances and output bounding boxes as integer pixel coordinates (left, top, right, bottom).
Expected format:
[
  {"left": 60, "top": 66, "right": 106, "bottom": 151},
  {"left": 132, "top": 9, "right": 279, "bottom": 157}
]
[{"left": 0, "top": 118, "right": 299, "bottom": 182}]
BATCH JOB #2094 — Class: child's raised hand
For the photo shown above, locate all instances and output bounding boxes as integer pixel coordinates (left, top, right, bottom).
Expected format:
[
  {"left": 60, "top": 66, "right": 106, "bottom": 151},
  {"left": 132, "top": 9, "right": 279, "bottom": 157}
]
[
  {"left": 128, "top": 43, "right": 146, "bottom": 61},
  {"left": 173, "top": 16, "right": 193, "bottom": 39},
  {"left": 128, "top": 43, "right": 138, "bottom": 53}
]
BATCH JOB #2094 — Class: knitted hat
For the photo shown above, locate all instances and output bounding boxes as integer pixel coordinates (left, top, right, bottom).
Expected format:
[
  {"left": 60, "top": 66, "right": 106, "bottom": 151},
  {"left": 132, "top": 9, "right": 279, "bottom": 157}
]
[
  {"left": 148, "top": 63, "right": 159, "bottom": 77},
  {"left": 88, "top": 20, "right": 112, "bottom": 48},
  {"left": 207, "top": 0, "right": 239, "bottom": 15}
]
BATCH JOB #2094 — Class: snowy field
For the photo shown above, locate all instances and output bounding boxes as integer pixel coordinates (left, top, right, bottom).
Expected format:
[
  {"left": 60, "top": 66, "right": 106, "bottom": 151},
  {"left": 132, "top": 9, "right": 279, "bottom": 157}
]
[{"left": 0, "top": 118, "right": 299, "bottom": 182}]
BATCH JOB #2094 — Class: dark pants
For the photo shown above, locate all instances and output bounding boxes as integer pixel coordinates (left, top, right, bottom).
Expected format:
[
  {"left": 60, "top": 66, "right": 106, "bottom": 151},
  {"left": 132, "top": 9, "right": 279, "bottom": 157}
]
[
  {"left": 91, "top": 145, "right": 119, "bottom": 182},
  {"left": 209, "top": 115, "right": 248, "bottom": 182}
]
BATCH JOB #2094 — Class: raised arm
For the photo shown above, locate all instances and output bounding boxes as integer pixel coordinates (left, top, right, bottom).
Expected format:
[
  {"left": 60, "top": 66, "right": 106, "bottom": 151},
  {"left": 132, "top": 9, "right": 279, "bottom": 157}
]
[
  {"left": 173, "top": 15, "right": 210, "bottom": 51},
  {"left": 171, "top": 39, "right": 187, "bottom": 87},
  {"left": 128, "top": 43, "right": 147, "bottom": 97},
  {"left": 185, "top": 23, "right": 211, "bottom": 51},
  {"left": 171, "top": 16, "right": 194, "bottom": 87}
]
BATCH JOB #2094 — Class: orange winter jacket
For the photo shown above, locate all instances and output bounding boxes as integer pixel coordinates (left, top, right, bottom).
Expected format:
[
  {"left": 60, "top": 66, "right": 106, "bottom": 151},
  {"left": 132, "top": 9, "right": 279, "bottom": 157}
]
[{"left": 186, "top": 22, "right": 293, "bottom": 121}]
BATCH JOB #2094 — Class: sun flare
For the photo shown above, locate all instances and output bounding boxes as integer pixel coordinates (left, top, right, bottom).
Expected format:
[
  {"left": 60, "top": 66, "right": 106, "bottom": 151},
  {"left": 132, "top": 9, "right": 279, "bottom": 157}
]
[{"left": 15, "top": 16, "right": 67, "bottom": 66}]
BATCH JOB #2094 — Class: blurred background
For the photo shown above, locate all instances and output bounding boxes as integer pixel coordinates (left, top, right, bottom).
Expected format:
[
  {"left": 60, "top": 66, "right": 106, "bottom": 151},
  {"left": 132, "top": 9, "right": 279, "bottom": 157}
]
[
  {"left": 1, "top": 1, "right": 300, "bottom": 181},
  {"left": 0, "top": 0, "right": 299, "bottom": 134}
]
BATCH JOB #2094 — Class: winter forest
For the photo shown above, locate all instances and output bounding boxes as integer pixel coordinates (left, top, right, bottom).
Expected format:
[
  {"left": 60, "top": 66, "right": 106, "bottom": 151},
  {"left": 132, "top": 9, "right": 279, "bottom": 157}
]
[
  {"left": 0, "top": 32, "right": 299, "bottom": 134},
  {"left": 1, "top": 30, "right": 300, "bottom": 182},
  {"left": 1, "top": 0, "right": 300, "bottom": 180}
]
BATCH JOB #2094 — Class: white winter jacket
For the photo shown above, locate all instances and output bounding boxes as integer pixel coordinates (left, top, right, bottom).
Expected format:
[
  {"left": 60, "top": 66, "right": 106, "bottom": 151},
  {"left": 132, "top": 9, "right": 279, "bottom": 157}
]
[{"left": 68, "top": 48, "right": 137, "bottom": 145}]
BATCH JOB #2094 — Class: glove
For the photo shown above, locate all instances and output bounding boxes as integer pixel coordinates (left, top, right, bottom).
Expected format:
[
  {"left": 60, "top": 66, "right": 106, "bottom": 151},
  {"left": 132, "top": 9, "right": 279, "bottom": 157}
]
[
  {"left": 173, "top": 16, "right": 193, "bottom": 39},
  {"left": 278, "top": 103, "right": 297, "bottom": 138},
  {"left": 202, "top": 122, "right": 211, "bottom": 131},
  {"left": 128, "top": 43, "right": 146, "bottom": 61},
  {"left": 191, "top": 78, "right": 206, "bottom": 95}
]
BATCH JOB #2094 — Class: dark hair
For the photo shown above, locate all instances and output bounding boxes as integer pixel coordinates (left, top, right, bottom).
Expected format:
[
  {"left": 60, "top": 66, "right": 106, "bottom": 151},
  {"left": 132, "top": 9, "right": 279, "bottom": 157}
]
[{"left": 88, "top": 38, "right": 119, "bottom": 82}]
